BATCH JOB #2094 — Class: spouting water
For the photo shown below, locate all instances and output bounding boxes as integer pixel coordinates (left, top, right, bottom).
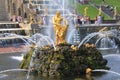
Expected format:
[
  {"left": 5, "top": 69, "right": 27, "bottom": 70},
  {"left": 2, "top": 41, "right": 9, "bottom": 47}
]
[
  {"left": 92, "top": 69, "right": 120, "bottom": 76},
  {"left": 26, "top": 48, "right": 36, "bottom": 80},
  {"left": 103, "top": 54, "right": 120, "bottom": 58},
  {"left": 11, "top": 54, "right": 24, "bottom": 61},
  {"left": 30, "top": 33, "right": 56, "bottom": 50},
  {"left": 0, "top": 74, "right": 8, "bottom": 79},
  {"left": 78, "top": 32, "right": 100, "bottom": 48},
  {"left": 0, "top": 69, "right": 27, "bottom": 79},
  {"left": 0, "top": 69, "right": 27, "bottom": 74},
  {"left": 78, "top": 29, "right": 120, "bottom": 50},
  {"left": 26, "top": 33, "right": 56, "bottom": 80}
]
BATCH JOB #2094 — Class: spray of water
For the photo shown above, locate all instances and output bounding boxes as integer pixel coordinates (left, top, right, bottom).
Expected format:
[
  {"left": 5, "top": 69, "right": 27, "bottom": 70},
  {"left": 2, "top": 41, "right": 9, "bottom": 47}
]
[
  {"left": 0, "top": 69, "right": 27, "bottom": 74},
  {"left": 103, "top": 54, "right": 120, "bottom": 58},
  {"left": 78, "top": 30, "right": 120, "bottom": 50},
  {"left": 92, "top": 69, "right": 120, "bottom": 76},
  {"left": 0, "top": 74, "right": 8, "bottom": 79}
]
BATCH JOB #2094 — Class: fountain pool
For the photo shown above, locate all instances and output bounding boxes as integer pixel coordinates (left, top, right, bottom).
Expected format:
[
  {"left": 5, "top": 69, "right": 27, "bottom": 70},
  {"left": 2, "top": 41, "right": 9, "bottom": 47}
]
[{"left": 0, "top": 49, "right": 120, "bottom": 80}]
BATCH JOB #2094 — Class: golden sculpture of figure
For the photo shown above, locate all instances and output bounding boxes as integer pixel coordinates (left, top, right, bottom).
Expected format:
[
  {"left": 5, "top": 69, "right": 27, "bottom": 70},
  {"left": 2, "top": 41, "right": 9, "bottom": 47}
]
[
  {"left": 98, "top": 7, "right": 102, "bottom": 16},
  {"left": 84, "top": 7, "right": 88, "bottom": 17},
  {"left": 29, "top": 14, "right": 35, "bottom": 23},
  {"left": 114, "top": 6, "right": 118, "bottom": 17},
  {"left": 52, "top": 11, "right": 69, "bottom": 45},
  {"left": 99, "top": 27, "right": 107, "bottom": 32}
]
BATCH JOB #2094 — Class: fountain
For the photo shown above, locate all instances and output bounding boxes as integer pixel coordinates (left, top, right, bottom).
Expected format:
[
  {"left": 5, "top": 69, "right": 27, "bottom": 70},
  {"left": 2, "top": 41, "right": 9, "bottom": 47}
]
[
  {"left": 0, "top": 0, "right": 120, "bottom": 80},
  {"left": 18, "top": 11, "right": 109, "bottom": 80},
  {"left": 78, "top": 29, "right": 120, "bottom": 50}
]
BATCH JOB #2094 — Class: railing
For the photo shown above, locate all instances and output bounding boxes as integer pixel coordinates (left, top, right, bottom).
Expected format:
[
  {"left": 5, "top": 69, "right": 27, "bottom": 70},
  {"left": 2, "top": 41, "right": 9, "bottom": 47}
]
[{"left": 0, "top": 36, "right": 29, "bottom": 40}]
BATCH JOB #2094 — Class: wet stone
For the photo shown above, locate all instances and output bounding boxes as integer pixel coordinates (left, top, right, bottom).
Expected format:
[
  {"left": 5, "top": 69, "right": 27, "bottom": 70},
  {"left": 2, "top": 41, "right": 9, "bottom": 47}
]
[{"left": 20, "top": 43, "right": 108, "bottom": 78}]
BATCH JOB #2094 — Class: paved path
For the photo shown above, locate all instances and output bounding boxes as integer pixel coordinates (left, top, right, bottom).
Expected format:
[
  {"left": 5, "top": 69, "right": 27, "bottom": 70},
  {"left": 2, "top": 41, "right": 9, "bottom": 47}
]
[{"left": 0, "top": 45, "right": 29, "bottom": 54}]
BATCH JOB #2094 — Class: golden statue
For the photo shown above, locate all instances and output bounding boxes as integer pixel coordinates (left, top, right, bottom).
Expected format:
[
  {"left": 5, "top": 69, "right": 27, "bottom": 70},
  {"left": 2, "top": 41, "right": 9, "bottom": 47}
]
[
  {"left": 52, "top": 11, "right": 69, "bottom": 45},
  {"left": 84, "top": 7, "right": 88, "bottom": 17},
  {"left": 29, "top": 14, "right": 35, "bottom": 24},
  {"left": 98, "top": 7, "right": 102, "bottom": 16},
  {"left": 114, "top": 6, "right": 118, "bottom": 17},
  {"left": 99, "top": 27, "right": 107, "bottom": 32}
]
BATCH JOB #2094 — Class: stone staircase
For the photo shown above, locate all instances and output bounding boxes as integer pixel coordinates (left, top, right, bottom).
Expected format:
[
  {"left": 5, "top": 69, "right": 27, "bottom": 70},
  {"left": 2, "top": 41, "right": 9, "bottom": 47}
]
[
  {"left": 0, "top": 0, "right": 8, "bottom": 21},
  {"left": 95, "top": 5, "right": 120, "bottom": 20},
  {"left": 95, "top": 5, "right": 114, "bottom": 18}
]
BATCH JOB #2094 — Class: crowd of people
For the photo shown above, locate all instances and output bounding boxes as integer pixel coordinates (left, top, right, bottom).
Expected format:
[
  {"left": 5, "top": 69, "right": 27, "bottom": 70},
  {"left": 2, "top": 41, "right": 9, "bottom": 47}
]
[
  {"left": 73, "top": 14, "right": 103, "bottom": 26},
  {"left": 10, "top": 15, "right": 23, "bottom": 23}
]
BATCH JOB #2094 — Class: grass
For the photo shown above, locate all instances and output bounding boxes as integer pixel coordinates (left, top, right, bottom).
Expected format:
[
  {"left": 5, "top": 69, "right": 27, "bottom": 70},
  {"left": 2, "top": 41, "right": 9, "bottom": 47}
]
[
  {"left": 90, "top": 0, "right": 120, "bottom": 14},
  {"left": 68, "top": 0, "right": 112, "bottom": 20},
  {"left": 76, "top": 3, "right": 112, "bottom": 20}
]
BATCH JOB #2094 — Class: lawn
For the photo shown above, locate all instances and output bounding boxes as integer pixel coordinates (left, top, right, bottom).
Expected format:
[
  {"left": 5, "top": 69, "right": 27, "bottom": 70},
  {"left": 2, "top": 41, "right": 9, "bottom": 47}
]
[
  {"left": 68, "top": 0, "right": 112, "bottom": 20},
  {"left": 76, "top": 3, "right": 112, "bottom": 20},
  {"left": 90, "top": 0, "right": 120, "bottom": 14}
]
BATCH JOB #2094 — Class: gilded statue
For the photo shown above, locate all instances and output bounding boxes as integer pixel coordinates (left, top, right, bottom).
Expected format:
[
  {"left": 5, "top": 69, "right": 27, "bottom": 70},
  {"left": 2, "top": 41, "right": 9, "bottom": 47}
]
[
  {"left": 29, "top": 14, "right": 35, "bottom": 24},
  {"left": 52, "top": 11, "right": 69, "bottom": 45},
  {"left": 84, "top": 7, "right": 88, "bottom": 17},
  {"left": 98, "top": 7, "right": 102, "bottom": 16},
  {"left": 114, "top": 6, "right": 118, "bottom": 17}
]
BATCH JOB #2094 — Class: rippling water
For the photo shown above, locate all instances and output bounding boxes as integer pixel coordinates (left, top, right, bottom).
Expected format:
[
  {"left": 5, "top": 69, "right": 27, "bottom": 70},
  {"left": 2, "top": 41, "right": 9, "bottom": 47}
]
[{"left": 0, "top": 49, "right": 120, "bottom": 80}]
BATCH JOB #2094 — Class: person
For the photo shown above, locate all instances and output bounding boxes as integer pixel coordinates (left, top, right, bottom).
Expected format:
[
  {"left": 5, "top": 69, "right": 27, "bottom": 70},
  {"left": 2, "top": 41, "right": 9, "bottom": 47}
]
[
  {"left": 86, "top": 16, "right": 90, "bottom": 24},
  {"left": 94, "top": 16, "right": 98, "bottom": 24},
  {"left": 97, "top": 15, "right": 102, "bottom": 24},
  {"left": 52, "top": 11, "right": 69, "bottom": 45},
  {"left": 17, "top": 16, "right": 22, "bottom": 23},
  {"left": 80, "top": 16, "right": 86, "bottom": 25}
]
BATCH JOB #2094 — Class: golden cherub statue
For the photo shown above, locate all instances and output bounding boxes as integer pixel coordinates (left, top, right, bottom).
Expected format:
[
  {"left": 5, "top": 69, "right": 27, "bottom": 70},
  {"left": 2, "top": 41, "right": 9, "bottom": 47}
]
[{"left": 52, "top": 11, "right": 69, "bottom": 45}]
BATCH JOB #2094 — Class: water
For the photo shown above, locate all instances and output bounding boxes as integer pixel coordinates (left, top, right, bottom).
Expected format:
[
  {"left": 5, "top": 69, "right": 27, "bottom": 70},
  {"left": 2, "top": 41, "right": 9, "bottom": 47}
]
[
  {"left": 0, "top": 26, "right": 120, "bottom": 79},
  {"left": 0, "top": 69, "right": 27, "bottom": 74},
  {"left": 0, "top": 0, "right": 120, "bottom": 80},
  {"left": 0, "top": 47, "right": 120, "bottom": 80},
  {"left": 78, "top": 29, "right": 120, "bottom": 50},
  {"left": 92, "top": 69, "right": 120, "bottom": 76},
  {"left": 11, "top": 54, "right": 24, "bottom": 61}
]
